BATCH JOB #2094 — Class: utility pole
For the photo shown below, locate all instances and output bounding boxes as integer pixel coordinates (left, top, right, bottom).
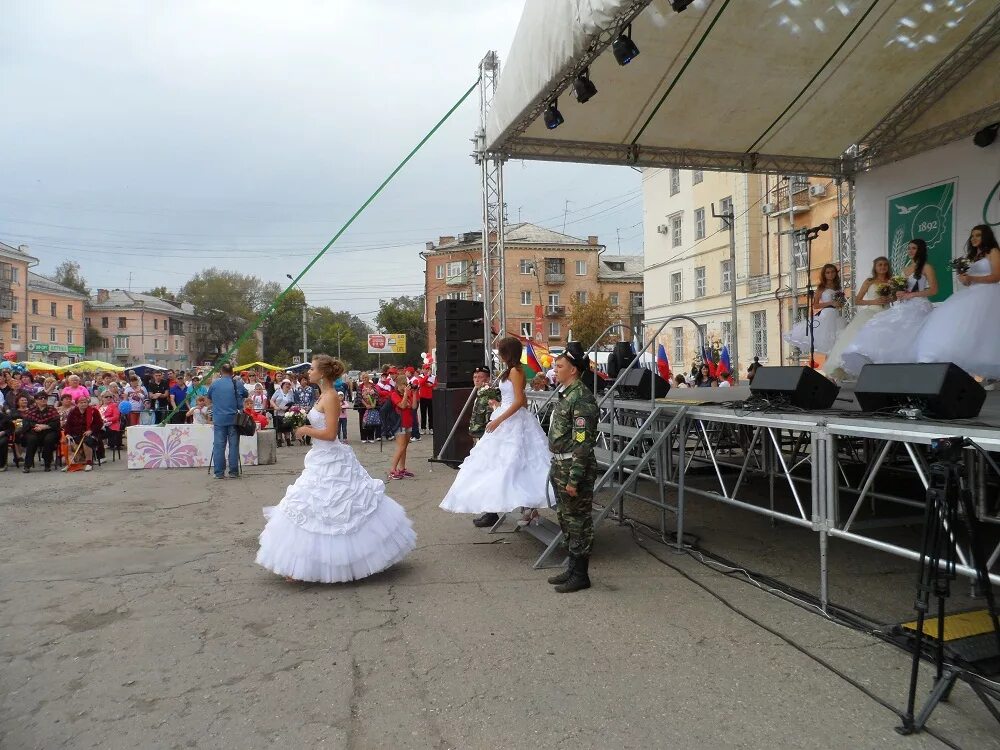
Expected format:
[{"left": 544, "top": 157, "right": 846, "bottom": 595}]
[
  {"left": 712, "top": 201, "right": 739, "bottom": 383},
  {"left": 286, "top": 273, "right": 311, "bottom": 364},
  {"left": 562, "top": 200, "right": 571, "bottom": 233}
]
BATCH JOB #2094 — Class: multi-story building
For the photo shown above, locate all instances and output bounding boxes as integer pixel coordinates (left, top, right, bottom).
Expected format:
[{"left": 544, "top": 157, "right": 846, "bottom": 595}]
[
  {"left": 87, "top": 289, "right": 198, "bottom": 369},
  {"left": 25, "top": 273, "right": 89, "bottom": 363},
  {"left": 422, "top": 223, "right": 643, "bottom": 353},
  {"left": 0, "top": 241, "right": 34, "bottom": 359},
  {"left": 642, "top": 168, "right": 845, "bottom": 378}
]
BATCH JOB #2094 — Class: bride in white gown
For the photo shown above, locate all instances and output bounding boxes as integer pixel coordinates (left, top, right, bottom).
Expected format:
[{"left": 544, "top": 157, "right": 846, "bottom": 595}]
[
  {"left": 256, "top": 355, "right": 416, "bottom": 583},
  {"left": 823, "top": 256, "right": 893, "bottom": 381},
  {"left": 783, "top": 263, "right": 845, "bottom": 355},
  {"left": 917, "top": 225, "right": 1000, "bottom": 379},
  {"left": 841, "top": 239, "right": 938, "bottom": 377},
  {"left": 439, "top": 337, "right": 552, "bottom": 517}
]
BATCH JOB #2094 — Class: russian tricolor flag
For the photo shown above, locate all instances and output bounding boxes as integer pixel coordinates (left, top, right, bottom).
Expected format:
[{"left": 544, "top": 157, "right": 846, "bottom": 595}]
[{"left": 656, "top": 344, "right": 671, "bottom": 381}]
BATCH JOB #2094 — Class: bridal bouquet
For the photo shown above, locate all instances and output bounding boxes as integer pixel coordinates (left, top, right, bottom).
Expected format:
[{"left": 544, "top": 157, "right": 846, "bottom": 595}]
[
  {"left": 284, "top": 405, "right": 309, "bottom": 430},
  {"left": 949, "top": 257, "right": 971, "bottom": 274},
  {"left": 832, "top": 291, "right": 846, "bottom": 306}
]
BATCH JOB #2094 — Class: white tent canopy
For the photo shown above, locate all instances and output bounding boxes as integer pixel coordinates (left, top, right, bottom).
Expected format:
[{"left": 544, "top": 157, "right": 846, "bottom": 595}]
[{"left": 486, "top": 0, "right": 1000, "bottom": 176}]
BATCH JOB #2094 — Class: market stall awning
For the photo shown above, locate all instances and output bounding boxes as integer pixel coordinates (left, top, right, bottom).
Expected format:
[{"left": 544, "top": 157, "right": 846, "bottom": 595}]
[
  {"left": 65, "top": 360, "right": 126, "bottom": 372},
  {"left": 486, "top": 0, "right": 1000, "bottom": 176},
  {"left": 234, "top": 361, "right": 286, "bottom": 372}
]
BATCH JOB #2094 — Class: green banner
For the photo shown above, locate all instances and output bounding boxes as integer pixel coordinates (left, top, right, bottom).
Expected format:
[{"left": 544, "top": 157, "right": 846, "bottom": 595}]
[{"left": 887, "top": 181, "right": 954, "bottom": 302}]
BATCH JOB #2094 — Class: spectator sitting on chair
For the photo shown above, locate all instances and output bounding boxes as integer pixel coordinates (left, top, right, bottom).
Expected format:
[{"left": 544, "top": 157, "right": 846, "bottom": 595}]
[
  {"left": 22, "top": 392, "right": 60, "bottom": 473},
  {"left": 65, "top": 395, "right": 103, "bottom": 471}
]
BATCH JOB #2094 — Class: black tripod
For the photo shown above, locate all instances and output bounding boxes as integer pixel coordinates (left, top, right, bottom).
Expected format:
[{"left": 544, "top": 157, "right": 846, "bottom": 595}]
[{"left": 898, "top": 437, "right": 1000, "bottom": 734}]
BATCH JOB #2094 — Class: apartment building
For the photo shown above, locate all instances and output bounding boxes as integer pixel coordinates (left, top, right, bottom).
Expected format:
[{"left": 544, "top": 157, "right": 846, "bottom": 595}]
[
  {"left": 25, "top": 273, "right": 88, "bottom": 363},
  {"left": 87, "top": 289, "right": 198, "bottom": 369},
  {"left": 422, "top": 223, "right": 643, "bottom": 353},
  {"left": 642, "top": 168, "right": 845, "bottom": 378},
  {"left": 0, "top": 241, "right": 34, "bottom": 359}
]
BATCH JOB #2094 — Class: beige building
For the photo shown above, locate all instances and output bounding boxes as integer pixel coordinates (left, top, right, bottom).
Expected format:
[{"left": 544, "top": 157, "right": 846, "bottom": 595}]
[
  {"left": 0, "top": 241, "right": 34, "bottom": 359},
  {"left": 422, "top": 223, "right": 643, "bottom": 353},
  {"left": 25, "top": 273, "right": 88, "bottom": 363},
  {"left": 87, "top": 289, "right": 198, "bottom": 369},
  {"left": 642, "top": 168, "right": 846, "bottom": 378}
]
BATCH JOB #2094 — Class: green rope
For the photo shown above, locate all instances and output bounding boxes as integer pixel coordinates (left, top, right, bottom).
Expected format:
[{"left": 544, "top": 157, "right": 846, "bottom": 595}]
[{"left": 159, "top": 78, "right": 480, "bottom": 425}]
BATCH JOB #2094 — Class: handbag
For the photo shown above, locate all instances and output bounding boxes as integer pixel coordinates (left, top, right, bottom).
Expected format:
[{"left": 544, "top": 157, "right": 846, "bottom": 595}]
[
  {"left": 363, "top": 408, "right": 382, "bottom": 427},
  {"left": 231, "top": 378, "right": 257, "bottom": 437}
]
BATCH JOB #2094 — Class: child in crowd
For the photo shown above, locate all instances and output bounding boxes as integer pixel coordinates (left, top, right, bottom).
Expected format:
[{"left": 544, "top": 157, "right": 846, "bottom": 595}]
[{"left": 187, "top": 396, "right": 212, "bottom": 425}]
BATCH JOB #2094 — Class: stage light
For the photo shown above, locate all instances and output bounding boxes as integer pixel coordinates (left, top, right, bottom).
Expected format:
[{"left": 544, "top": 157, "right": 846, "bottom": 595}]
[
  {"left": 543, "top": 100, "right": 564, "bottom": 130},
  {"left": 612, "top": 25, "right": 640, "bottom": 65},
  {"left": 973, "top": 123, "right": 998, "bottom": 148},
  {"left": 573, "top": 68, "right": 598, "bottom": 103},
  {"left": 671, "top": 0, "right": 695, "bottom": 11}
]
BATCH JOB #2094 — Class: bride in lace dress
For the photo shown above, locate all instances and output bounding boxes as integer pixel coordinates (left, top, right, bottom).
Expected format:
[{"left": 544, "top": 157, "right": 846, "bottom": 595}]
[
  {"left": 822, "top": 256, "right": 893, "bottom": 381},
  {"left": 256, "top": 355, "right": 416, "bottom": 583},
  {"left": 783, "top": 263, "right": 845, "bottom": 355}
]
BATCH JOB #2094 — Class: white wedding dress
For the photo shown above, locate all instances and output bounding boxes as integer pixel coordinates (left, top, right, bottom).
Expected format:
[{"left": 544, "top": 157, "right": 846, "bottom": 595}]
[
  {"left": 916, "top": 255, "right": 1000, "bottom": 378},
  {"left": 841, "top": 273, "right": 932, "bottom": 376},
  {"left": 822, "top": 282, "right": 889, "bottom": 380},
  {"left": 783, "top": 288, "right": 844, "bottom": 354},
  {"left": 256, "top": 406, "right": 416, "bottom": 582},
  {"left": 439, "top": 378, "right": 553, "bottom": 514}
]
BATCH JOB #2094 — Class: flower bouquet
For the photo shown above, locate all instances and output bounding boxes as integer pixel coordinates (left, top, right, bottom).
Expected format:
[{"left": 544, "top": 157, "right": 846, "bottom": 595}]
[
  {"left": 284, "top": 405, "right": 308, "bottom": 431},
  {"left": 832, "top": 291, "right": 846, "bottom": 307},
  {"left": 875, "top": 276, "right": 907, "bottom": 298},
  {"left": 949, "top": 257, "right": 971, "bottom": 275}
]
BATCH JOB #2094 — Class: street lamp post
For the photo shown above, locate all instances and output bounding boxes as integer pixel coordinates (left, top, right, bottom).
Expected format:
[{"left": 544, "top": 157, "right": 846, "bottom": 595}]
[{"left": 286, "top": 274, "right": 311, "bottom": 364}]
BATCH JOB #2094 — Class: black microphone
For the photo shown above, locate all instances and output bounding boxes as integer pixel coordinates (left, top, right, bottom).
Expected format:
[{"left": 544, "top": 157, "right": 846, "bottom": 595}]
[{"left": 809, "top": 223, "right": 830, "bottom": 233}]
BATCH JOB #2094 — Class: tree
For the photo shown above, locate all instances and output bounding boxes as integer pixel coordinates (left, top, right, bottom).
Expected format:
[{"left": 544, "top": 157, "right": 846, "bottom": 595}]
[
  {"left": 52, "top": 260, "right": 90, "bottom": 295},
  {"left": 261, "top": 288, "right": 307, "bottom": 364},
  {"left": 310, "top": 309, "right": 373, "bottom": 370},
  {"left": 236, "top": 338, "right": 259, "bottom": 366},
  {"left": 566, "top": 293, "right": 621, "bottom": 350},
  {"left": 85, "top": 326, "right": 103, "bottom": 355},
  {"left": 374, "top": 295, "right": 426, "bottom": 366},
  {"left": 142, "top": 286, "right": 177, "bottom": 303}
]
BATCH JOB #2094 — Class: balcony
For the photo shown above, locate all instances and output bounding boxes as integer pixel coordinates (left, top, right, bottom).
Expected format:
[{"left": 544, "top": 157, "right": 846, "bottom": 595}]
[
  {"left": 544, "top": 271, "right": 565, "bottom": 284},
  {"left": 445, "top": 271, "right": 472, "bottom": 286},
  {"left": 772, "top": 181, "right": 811, "bottom": 215},
  {"left": 113, "top": 347, "right": 130, "bottom": 356},
  {"left": 545, "top": 305, "right": 565, "bottom": 317},
  {"left": 630, "top": 302, "right": 644, "bottom": 315},
  {"left": 0, "top": 306, "right": 11, "bottom": 321}
]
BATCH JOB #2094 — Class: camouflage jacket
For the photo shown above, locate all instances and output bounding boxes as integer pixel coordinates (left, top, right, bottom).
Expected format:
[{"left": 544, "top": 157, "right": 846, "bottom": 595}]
[
  {"left": 547, "top": 378, "right": 599, "bottom": 487},
  {"left": 468, "top": 385, "right": 501, "bottom": 438}
]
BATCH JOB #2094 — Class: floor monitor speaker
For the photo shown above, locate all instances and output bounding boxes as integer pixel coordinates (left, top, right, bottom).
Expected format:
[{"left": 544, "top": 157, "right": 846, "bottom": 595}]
[
  {"left": 617, "top": 368, "right": 670, "bottom": 400},
  {"left": 854, "top": 363, "right": 986, "bottom": 419},
  {"left": 749, "top": 366, "right": 839, "bottom": 409}
]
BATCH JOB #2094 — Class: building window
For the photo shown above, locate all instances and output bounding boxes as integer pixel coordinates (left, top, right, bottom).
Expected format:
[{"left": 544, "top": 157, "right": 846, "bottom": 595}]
[
  {"left": 521, "top": 322, "right": 532, "bottom": 338},
  {"left": 67, "top": 304, "right": 74, "bottom": 319},
  {"left": 67, "top": 329, "right": 74, "bottom": 344},
  {"left": 670, "top": 214, "right": 683, "bottom": 247},
  {"left": 118, "top": 317, "right": 127, "bottom": 329},
  {"left": 694, "top": 208, "right": 705, "bottom": 240},
  {"left": 50, "top": 301, "right": 57, "bottom": 317},
  {"left": 520, "top": 259, "right": 534, "bottom": 274},
  {"left": 576, "top": 290, "right": 587, "bottom": 304},
  {"left": 154, "top": 338, "right": 159, "bottom": 351},
  {"left": 447, "top": 260, "right": 466, "bottom": 279},
  {"left": 101, "top": 338, "right": 109, "bottom": 349},
  {"left": 694, "top": 267, "right": 706, "bottom": 298},
  {"left": 719, "top": 196, "right": 733, "bottom": 229},
  {"left": 436, "top": 295, "right": 443, "bottom": 303},
  {"left": 471, "top": 261, "right": 481, "bottom": 276},
  {"left": 631, "top": 291, "right": 643, "bottom": 312},
  {"left": 549, "top": 321, "right": 560, "bottom": 338},
  {"left": 10, "top": 267, "right": 18, "bottom": 283},
  {"left": 175, "top": 338, "right": 180, "bottom": 351},
  {"left": 10, "top": 324, "right": 19, "bottom": 340},
  {"left": 669, "top": 169, "right": 680, "bottom": 196},
  {"left": 608, "top": 292, "right": 619, "bottom": 307},
  {"left": 721, "top": 259, "right": 733, "bottom": 292},
  {"left": 30, "top": 326, "right": 38, "bottom": 342},
  {"left": 520, "top": 290, "right": 532, "bottom": 305},
  {"left": 752, "top": 311, "right": 767, "bottom": 359},
  {"left": 49, "top": 327, "right": 56, "bottom": 343},
  {"left": 435, "top": 264, "right": 444, "bottom": 280},
  {"left": 692, "top": 170, "right": 703, "bottom": 185},
  {"left": 721, "top": 320, "right": 732, "bottom": 346},
  {"left": 672, "top": 327, "right": 684, "bottom": 364},
  {"left": 575, "top": 260, "right": 587, "bottom": 276},
  {"left": 671, "top": 272, "right": 682, "bottom": 303},
  {"left": 114, "top": 335, "right": 128, "bottom": 349},
  {"left": 154, "top": 318, "right": 159, "bottom": 330},
  {"left": 792, "top": 233, "right": 808, "bottom": 269},
  {"left": 100, "top": 316, "right": 108, "bottom": 328},
  {"left": 10, "top": 296, "right": 17, "bottom": 313},
  {"left": 547, "top": 292, "right": 560, "bottom": 309},
  {"left": 31, "top": 299, "right": 38, "bottom": 315}
]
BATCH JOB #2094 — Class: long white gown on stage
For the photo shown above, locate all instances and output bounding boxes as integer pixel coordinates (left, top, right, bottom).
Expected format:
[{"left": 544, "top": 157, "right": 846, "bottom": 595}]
[
  {"left": 841, "top": 273, "right": 932, "bottom": 377},
  {"left": 782, "top": 288, "right": 844, "bottom": 354},
  {"left": 822, "top": 283, "right": 889, "bottom": 380},
  {"left": 439, "top": 378, "right": 553, "bottom": 514},
  {"left": 256, "top": 406, "right": 416, "bottom": 582},
  {"left": 916, "top": 256, "right": 1000, "bottom": 378}
]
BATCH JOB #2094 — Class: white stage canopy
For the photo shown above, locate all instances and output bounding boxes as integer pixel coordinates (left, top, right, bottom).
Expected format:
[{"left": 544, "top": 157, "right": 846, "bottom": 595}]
[{"left": 486, "top": 0, "right": 1000, "bottom": 176}]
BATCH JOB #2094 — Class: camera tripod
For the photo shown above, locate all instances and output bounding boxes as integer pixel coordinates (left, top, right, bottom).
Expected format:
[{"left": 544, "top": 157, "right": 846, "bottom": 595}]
[{"left": 898, "top": 437, "right": 1000, "bottom": 734}]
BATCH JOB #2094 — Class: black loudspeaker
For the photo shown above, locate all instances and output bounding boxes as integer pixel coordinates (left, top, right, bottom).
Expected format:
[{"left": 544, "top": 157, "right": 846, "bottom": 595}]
[
  {"left": 607, "top": 341, "right": 637, "bottom": 380},
  {"left": 617, "top": 368, "right": 670, "bottom": 400},
  {"left": 436, "top": 340, "right": 482, "bottom": 386},
  {"left": 438, "top": 359, "right": 484, "bottom": 385},
  {"left": 440, "top": 319, "right": 483, "bottom": 343},
  {"left": 854, "top": 363, "right": 986, "bottom": 419},
  {"left": 749, "top": 366, "right": 839, "bottom": 409},
  {"left": 436, "top": 299, "right": 484, "bottom": 322},
  {"left": 431, "top": 386, "right": 476, "bottom": 466}
]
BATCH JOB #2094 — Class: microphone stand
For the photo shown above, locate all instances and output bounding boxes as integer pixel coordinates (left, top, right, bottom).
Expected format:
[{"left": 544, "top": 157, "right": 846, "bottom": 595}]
[{"left": 798, "top": 224, "right": 827, "bottom": 369}]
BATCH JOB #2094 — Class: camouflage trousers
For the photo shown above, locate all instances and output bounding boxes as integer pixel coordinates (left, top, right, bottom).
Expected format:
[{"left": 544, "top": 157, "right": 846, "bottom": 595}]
[{"left": 550, "top": 456, "right": 597, "bottom": 558}]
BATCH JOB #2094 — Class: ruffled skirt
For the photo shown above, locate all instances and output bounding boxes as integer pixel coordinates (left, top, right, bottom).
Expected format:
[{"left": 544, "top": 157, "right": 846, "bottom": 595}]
[
  {"left": 256, "top": 441, "right": 416, "bottom": 582},
  {"left": 822, "top": 304, "right": 885, "bottom": 379},
  {"left": 783, "top": 307, "right": 844, "bottom": 354},
  {"left": 916, "top": 283, "right": 1000, "bottom": 379},
  {"left": 840, "top": 299, "right": 932, "bottom": 376},
  {"left": 439, "top": 407, "right": 553, "bottom": 514}
]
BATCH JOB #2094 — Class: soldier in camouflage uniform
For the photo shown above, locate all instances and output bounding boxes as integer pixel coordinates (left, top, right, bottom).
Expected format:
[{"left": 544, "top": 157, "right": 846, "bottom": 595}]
[
  {"left": 546, "top": 342, "right": 599, "bottom": 593},
  {"left": 468, "top": 366, "right": 503, "bottom": 528}
]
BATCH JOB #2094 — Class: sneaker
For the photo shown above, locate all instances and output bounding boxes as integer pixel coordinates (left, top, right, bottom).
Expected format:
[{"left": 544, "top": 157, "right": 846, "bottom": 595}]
[
  {"left": 387, "top": 471, "right": 403, "bottom": 480},
  {"left": 84, "top": 464, "right": 93, "bottom": 472},
  {"left": 228, "top": 473, "right": 240, "bottom": 479},
  {"left": 401, "top": 470, "right": 415, "bottom": 478},
  {"left": 214, "top": 475, "right": 226, "bottom": 480}
]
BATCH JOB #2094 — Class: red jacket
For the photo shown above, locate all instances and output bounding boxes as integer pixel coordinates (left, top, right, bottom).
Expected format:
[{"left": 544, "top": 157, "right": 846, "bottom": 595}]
[
  {"left": 64, "top": 405, "right": 104, "bottom": 439},
  {"left": 415, "top": 373, "right": 436, "bottom": 400}
]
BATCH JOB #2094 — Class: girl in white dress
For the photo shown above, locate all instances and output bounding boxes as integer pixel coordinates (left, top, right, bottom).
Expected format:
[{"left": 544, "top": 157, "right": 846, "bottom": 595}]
[
  {"left": 841, "top": 239, "right": 938, "bottom": 377},
  {"left": 256, "top": 355, "right": 416, "bottom": 583},
  {"left": 823, "top": 256, "right": 893, "bottom": 382},
  {"left": 916, "top": 225, "right": 1000, "bottom": 379},
  {"left": 783, "top": 264, "right": 845, "bottom": 355},
  {"left": 439, "top": 337, "right": 552, "bottom": 516}
]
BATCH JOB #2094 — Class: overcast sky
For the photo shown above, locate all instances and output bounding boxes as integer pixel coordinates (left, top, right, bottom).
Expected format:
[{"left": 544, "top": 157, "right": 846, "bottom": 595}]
[{"left": 1, "top": 1, "right": 642, "bottom": 322}]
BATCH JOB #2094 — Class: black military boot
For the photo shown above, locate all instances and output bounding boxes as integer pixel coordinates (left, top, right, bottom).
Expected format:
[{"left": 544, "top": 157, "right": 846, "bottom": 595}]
[
  {"left": 547, "top": 555, "right": 575, "bottom": 585},
  {"left": 554, "top": 556, "right": 591, "bottom": 593},
  {"left": 472, "top": 512, "right": 500, "bottom": 528}
]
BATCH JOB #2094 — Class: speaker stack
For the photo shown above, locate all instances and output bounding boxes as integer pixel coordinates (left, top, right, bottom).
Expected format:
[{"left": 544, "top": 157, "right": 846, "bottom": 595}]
[
  {"left": 749, "top": 366, "right": 840, "bottom": 409},
  {"left": 432, "top": 299, "right": 486, "bottom": 465}
]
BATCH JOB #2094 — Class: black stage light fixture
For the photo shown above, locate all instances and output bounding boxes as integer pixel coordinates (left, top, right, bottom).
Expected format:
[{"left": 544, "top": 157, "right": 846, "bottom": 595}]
[
  {"left": 612, "top": 25, "right": 640, "bottom": 65},
  {"left": 543, "top": 99, "right": 564, "bottom": 130},
  {"left": 671, "top": 0, "right": 695, "bottom": 11},
  {"left": 573, "top": 68, "right": 598, "bottom": 103},
  {"left": 973, "top": 123, "right": 998, "bottom": 148}
]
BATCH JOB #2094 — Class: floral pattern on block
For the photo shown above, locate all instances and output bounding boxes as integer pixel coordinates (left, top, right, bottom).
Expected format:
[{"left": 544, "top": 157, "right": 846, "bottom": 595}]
[{"left": 133, "top": 428, "right": 201, "bottom": 468}]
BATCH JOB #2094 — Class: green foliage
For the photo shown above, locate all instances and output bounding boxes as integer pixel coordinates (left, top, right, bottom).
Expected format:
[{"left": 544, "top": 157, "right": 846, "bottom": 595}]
[
  {"left": 52, "top": 260, "right": 90, "bottom": 295},
  {"left": 566, "top": 293, "right": 621, "bottom": 350},
  {"left": 374, "top": 295, "right": 426, "bottom": 366},
  {"left": 142, "top": 286, "right": 177, "bottom": 303},
  {"left": 236, "top": 338, "right": 259, "bottom": 366},
  {"left": 84, "top": 326, "right": 103, "bottom": 354}
]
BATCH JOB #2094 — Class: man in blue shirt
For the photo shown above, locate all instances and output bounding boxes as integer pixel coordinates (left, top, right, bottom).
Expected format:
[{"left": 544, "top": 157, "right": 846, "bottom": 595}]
[{"left": 206, "top": 363, "right": 248, "bottom": 479}]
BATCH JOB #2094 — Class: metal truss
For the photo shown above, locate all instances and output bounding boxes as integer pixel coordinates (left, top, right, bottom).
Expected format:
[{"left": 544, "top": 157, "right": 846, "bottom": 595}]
[
  {"left": 835, "top": 177, "right": 857, "bottom": 319},
  {"left": 492, "top": 137, "right": 848, "bottom": 178},
  {"left": 475, "top": 51, "right": 507, "bottom": 355},
  {"left": 856, "top": 8, "right": 1000, "bottom": 167}
]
